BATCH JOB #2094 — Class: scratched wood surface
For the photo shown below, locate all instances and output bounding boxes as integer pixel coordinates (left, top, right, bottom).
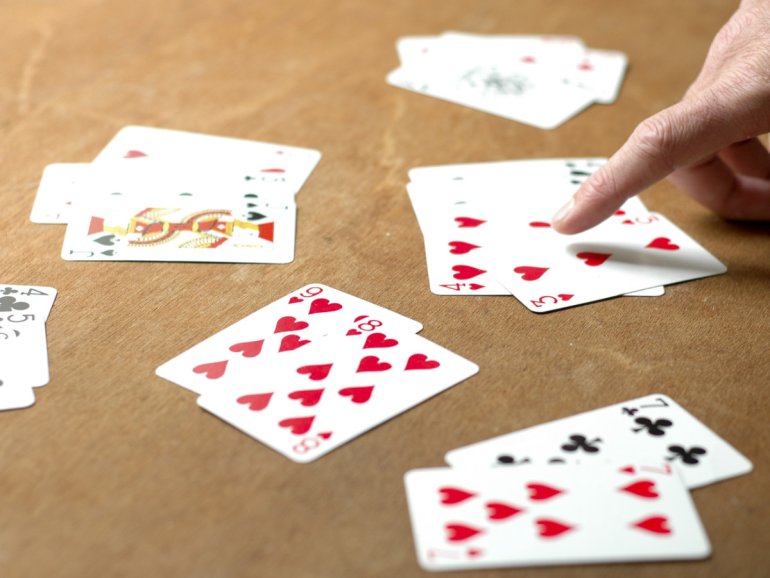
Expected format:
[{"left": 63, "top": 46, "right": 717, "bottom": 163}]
[{"left": 1, "top": 1, "right": 768, "bottom": 577}]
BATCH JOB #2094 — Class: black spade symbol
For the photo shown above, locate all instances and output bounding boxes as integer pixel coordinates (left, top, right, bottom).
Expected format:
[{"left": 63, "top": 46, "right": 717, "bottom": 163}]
[{"left": 94, "top": 235, "right": 117, "bottom": 246}]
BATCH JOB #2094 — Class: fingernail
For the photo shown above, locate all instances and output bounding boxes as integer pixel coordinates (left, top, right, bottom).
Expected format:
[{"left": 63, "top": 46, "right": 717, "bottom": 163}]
[{"left": 552, "top": 197, "right": 575, "bottom": 225}]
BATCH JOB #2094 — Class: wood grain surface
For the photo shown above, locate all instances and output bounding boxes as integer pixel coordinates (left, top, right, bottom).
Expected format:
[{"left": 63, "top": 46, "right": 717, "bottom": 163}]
[{"left": 1, "top": 1, "right": 768, "bottom": 577}]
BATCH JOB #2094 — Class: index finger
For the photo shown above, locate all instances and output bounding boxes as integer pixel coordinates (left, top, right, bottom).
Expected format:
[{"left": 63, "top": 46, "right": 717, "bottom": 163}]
[{"left": 551, "top": 95, "right": 750, "bottom": 234}]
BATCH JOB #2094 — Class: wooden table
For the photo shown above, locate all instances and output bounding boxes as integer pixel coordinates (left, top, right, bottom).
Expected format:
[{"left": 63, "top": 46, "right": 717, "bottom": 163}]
[{"left": 1, "top": 1, "right": 767, "bottom": 576}]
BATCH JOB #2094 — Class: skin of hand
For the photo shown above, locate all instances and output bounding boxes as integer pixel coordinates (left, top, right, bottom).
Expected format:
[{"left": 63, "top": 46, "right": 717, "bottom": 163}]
[{"left": 552, "top": 0, "right": 770, "bottom": 234}]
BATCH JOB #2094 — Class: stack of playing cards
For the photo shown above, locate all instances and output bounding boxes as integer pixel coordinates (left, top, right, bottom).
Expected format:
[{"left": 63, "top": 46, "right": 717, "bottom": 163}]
[
  {"left": 404, "top": 394, "right": 753, "bottom": 570},
  {"left": 387, "top": 32, "right": 628, "bottom": 129},
  {"left": 30, "top": 126, "right": 322, "bottom": 264},
  {"left": 408, "top": 158, "right": 728, "bottom": 312},
  {"left": 156, "top": 284, "right": 478, "bottom": 462},
  {"left": 0, "top": 284, "right": 57, "bottom": 411}
]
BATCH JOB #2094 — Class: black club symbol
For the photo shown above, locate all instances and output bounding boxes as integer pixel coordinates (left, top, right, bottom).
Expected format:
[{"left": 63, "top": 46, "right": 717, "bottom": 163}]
[
  {"left": 666, "top": 445, "right": 707, "bottom": 465},
  {"left": 0, "top": 297, "right": 29, "bottom": 312},
  {"left": 0, "top": 288, "right": 18, "bottom": 295},
  {"left": 632, "top": 417, "right": 673, "bottom": 436},
  {"left": 561, "top": 434, "right": 602, "bottom": 453}
]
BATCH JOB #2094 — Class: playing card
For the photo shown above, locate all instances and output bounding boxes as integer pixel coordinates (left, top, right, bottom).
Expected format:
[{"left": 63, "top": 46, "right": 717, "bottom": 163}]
[
  {"left": 0, "top": 285, "right": 56, "bottom": 393},
  {"left": 405, "top": 464, "right": 710, "bottom": 570},
  {"left": 388, "top": 60, "right": 595, "bottom": 130},
  {"left": 197, "top": 329, "right": 478, "bottom": 462},
  {"left": 30, "top": 163, "right": 90, "bottom": 224},
  {"left": 409, "top": 181, "right": 651, "bottom": 297},
  {"left": 61, "top": 194, "right": 295, "bottom": 263},
  {"left": 0, "top": 284, "right": 57, "bottom": 323},
  {"left": 0, "top": 320, "right": 49, "bottom": 389},
  {"left": 92, "top": 126, "right": 322, "bottom": 196},
  {"left": 0, "top": 377, "right": 36, "bottom": 411},
  {"left": 156, "top": 283, "right": 424, "bottom": 396},
  {"left": 406, "top": 159, "right": 664, "bottom": 299},
  {"left": 445, "top": 394, "right": 752, "bottom": 489},
  {"left": 488, "top": 212, "right": 726, "bottom": 312}
]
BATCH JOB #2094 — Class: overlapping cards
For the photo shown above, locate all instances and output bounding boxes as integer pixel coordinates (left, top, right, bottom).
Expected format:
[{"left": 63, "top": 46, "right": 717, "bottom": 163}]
[
  {"left": 0, "top": 284, "right": 57, "bottom": 410},
  {"left": 408, "top": 158, "right": 727, "bottom": 312},
  {"left": 156, "top": 284, "right": 478, "bottom": 462},
  {"left": 404, "top": 393, "right": 752, "bottom": 571},
  {"left": 30, "top": 126, "right": 322, "bottom": 263},
  {"left": 387, "top": 32, "right": 628, "bottom": 129}
]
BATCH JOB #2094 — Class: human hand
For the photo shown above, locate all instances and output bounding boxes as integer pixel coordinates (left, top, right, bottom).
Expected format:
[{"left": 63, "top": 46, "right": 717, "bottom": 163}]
[{"left": 552, "top": 0, "right": 770, "bottom": 234}]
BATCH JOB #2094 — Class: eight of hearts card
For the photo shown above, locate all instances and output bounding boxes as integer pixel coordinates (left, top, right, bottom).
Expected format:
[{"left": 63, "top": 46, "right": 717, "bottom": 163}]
[
  {"left": 197, "top": 329, "right": 478, "bottom": 462},
  {"left": 156, "top": 284, "right": 424, "bottom": 396},
  {"left": 404, "top": 465, "right": 710, "bottom": 571}
]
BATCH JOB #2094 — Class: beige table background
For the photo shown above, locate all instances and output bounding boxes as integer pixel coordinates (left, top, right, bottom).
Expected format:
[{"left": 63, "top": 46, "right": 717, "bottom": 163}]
[{"left": 1, "top": 1, "right": 768, "bottom": 576}]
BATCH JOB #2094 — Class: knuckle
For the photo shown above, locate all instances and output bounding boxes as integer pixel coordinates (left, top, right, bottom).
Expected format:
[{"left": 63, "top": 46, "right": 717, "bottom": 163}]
[
  {"left": 577, "top": 167, "right": 618, "bottom": 206},
  {"left": 632, "top": 115, "right": 678, "bottom": 169}
]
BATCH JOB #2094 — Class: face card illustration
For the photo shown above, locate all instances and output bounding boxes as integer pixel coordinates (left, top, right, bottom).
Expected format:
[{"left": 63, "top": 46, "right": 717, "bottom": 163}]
[
  {"left": 197, "top": 330, "right": 479, "bottom": 462},
  {"left": 445, "top": 394, "right": 752, "bottom": 489},
  {"left": 405, "top": 465, "right": 710, "bottom": 571},
  {"left": 156, "top": 284, "right": 424, "bottom": 396},
  {"left": 61, "top": 199, "right": 295, "bottom": 264}
]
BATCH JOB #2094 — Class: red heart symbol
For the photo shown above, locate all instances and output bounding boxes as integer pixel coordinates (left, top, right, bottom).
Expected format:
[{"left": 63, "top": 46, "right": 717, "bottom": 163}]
[
  {"left": 467, "top": 548, "right": 483, "bottom": 558},
  {"left": 236, "top": 392, "right": 272, "bottom": 411},
  {"left": 632, "top": 515, "right": 671, "bottom": 535},
  {"left": 124, "top": 150, "right": 147, "bottom": 158},
  {"left": 452, "top": 265, "right": 486, "bottom": 280},
  {"left": 615, "top": 209, "right": 626, "bottom": 216},
  {"left": 288, "top": 388, "right": 324, "bottom": 407},
  {"left": 468, "top": 283, "right": 485, "bottom": 290},
  {"left": 346, "top": 329, "right": 361, "bottom": 336},
  {"left": 363, "top": 333, "right": 399, "bottom": 349},
  {"left": 558, "top": 294, "right": 574, "bottom": 301},
  {"left": 279, "top": 334, "right": 310, "bottom": 352},
  {"left": 621, "top": 219, "right": 634, "bottom": 224},
  {"left": 439, "top": 486, "right": 476, "bottom": 505},
  {"left": 260, "top": 168, "right": 286, "bottom": 173},
  {"left": 521, "top": 55, "right": 536, "bottom": 63},
  {"left": 356, "top": 356, "right": 391, "bottom": 373},
  {"left": 278, "top": 416, "right": 315, "bottom": 435},
  {"left": 274, "top": 316, "right": 309, "bottom": 334},
  {"left": 646, "top": 237, "right": 680, "bottom": 251},
  {"left": 513, "top": 266, "right": 548, "bottom": 281},
  {"left": 455, "top": 216, "right": 485, "bottom": 228},
  {"left": 578, "top": 61, "right": 593, "bottom": 71},
  {"left": 309, "top": 298, "right": 343, "bottom": 314},
  {"left": 318, "top": 432, "right": 332, "bottom": 440},
  {"left": 529, "top": 221, "right": 551, "bottom": 228},
  {"left": 619, "top": 466, "right": 637, "bottom": 474},
  {"left": 485, "top": 501, "right": 524, "bottom": 521},
  {"left": 620, "top": 480, "right": 659, "bottom": 499},
  {"left": 193, "top": 360, "right": 228, "bottom": 379},
  {"left": 445, "top": 523, "right": 483, "bottom": 543},
  {"left": 297, "top": 363, "right": 333, "bottom": 380},
  {"left": 288, "top": 296, "right": 303, "bottom": 304},
  {"left": 576, "top": 251, "right": 611, "bottom": 266},
  {"left": 338, "top": 385, "right": 374, "bottom": 404},
  {"left": 448, "top": 241, "right": 480, "bottom": 254},
  {"left": 405, "top": 353, "right": 440, "bottom": 370},
  {"left": 536, "top": 518, "right": 575, "bottom": 538},
  {"left": 527, "top": 483, "right": 565, "bottom": 501},
  {"left": 229, "top": 340, "right": 264, "bottom": 358}
]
